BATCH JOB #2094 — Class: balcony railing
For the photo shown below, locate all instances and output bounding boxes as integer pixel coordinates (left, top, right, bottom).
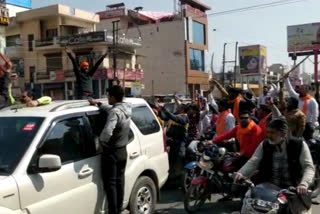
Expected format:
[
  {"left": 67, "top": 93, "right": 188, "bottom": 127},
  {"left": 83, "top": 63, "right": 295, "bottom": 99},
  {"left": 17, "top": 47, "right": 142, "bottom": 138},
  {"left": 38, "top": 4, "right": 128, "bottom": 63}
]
[
  {"left": 33, "top": 31, "right": 142, "bottom": 48},
  {"left": 35, "top": 37, "right": 59, "bottom": 47}
]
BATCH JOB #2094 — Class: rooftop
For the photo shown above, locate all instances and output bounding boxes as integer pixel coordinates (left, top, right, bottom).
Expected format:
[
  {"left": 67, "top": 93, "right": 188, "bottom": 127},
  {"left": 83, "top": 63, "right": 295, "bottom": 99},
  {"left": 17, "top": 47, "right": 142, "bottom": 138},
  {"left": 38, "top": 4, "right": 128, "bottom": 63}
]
[{"left": 15, "top": 4, "right": 99, "bottom": 23}]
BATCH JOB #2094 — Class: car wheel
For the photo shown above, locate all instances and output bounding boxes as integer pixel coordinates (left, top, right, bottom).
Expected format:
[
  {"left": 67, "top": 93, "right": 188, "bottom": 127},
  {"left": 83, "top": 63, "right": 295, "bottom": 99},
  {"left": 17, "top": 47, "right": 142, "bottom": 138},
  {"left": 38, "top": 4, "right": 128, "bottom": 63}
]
[{"left": 129, "top": 176, "right": 157, "bottom": 214}]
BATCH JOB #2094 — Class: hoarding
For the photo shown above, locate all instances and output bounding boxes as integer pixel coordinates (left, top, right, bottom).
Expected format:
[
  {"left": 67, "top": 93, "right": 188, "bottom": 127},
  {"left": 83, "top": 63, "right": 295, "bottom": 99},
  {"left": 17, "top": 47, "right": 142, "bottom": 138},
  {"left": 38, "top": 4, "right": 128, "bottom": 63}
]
[
  {"left": 239, "top": 45, "right": 267, "bottom": 75},
  {"left": 287, "top": 23, "right": 320, "bottom": 53},
  {"left": 0, "top": 6, "right": 9, "bottom": 26},
  {"left": 59, "top": 31, "right": 107, "bottom": 46},
  {"left": 97, "top": 8, "right": 125, "bottom": 20},
  {"left": 6, "top": 0, "right": 31, "bottom": 9}
]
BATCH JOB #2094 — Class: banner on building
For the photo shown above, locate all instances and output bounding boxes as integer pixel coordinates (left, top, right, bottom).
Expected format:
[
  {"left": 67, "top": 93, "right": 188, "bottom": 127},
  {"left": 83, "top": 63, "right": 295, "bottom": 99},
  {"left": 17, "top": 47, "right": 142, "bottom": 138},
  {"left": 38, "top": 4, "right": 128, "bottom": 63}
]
[
  {"left": 6, "top": 0, "right": 31, "bottom": 9},
  {"left": 287, "top": 23, "right": 320, "bottom": 53},
  {"left": 239, "top": 45, "right": 267, "bottom": 75},
  {"left": 0, "top": 5, "right": 9, "bottom": 26}
]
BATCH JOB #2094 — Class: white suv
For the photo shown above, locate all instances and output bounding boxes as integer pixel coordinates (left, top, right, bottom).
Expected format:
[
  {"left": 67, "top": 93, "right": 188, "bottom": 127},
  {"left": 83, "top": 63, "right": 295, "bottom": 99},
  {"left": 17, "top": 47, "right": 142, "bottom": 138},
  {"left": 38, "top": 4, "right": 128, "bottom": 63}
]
[{"left": 0, "top": 98, "right": 169, "bottom": 214}]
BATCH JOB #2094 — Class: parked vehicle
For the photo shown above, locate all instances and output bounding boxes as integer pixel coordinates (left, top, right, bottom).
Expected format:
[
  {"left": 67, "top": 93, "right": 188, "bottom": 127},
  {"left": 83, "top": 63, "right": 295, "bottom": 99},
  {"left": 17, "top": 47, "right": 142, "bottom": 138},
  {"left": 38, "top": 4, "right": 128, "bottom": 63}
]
[
  {"left": 241, "top": 183, "right": 312, "bottom": 214},
  {"left": 0, "top": 98, "right": 169, "bottom": 214},
  {"left": 184, "top": 144, "right": 248, "bottom": 213}
]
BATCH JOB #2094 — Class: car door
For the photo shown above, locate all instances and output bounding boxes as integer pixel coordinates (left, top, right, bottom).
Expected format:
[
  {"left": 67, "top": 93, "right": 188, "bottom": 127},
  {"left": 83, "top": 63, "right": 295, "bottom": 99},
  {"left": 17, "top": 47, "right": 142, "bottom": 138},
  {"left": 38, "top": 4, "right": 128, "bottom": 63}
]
[
  {"left": 15, "top": 115, "right": 101, "bottom": 214},
  {"left": 86, "top": 111, "right": 142, "bottom": 209},
  {"left": 130, "top": 105, "right": 169, "bottom": 186}
]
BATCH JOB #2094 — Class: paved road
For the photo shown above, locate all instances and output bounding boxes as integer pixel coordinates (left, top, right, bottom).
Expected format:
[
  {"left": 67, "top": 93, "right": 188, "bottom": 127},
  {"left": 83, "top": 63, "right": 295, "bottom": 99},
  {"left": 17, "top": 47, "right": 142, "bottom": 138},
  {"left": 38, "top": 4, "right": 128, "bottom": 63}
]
[{"left": 155, "top": 187, "right": 320, "bottom": 214}]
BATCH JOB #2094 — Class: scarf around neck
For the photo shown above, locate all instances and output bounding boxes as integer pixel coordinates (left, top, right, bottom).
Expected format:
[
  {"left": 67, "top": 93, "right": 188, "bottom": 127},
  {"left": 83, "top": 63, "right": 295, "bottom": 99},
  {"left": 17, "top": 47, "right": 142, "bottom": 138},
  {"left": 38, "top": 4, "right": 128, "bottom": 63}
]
[{"left": 300, "top": 94, "right": 312, "bottom": 115}]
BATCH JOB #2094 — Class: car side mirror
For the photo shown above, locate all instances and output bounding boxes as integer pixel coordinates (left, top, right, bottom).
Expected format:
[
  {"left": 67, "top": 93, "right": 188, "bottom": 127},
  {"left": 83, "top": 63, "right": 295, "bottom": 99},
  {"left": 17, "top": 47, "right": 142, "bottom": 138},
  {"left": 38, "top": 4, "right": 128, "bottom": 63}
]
[{"left": 38, "top": 154, "right": 62, "bottom": 173}]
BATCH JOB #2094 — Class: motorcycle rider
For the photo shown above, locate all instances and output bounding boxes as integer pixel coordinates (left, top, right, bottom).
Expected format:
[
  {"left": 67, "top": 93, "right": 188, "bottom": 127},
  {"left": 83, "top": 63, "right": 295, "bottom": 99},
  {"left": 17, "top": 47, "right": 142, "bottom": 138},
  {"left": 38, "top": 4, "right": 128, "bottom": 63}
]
[
  {"left": 216, "top": 99, "right": 235, "bottom": 137},
  {"left": 211, "top": 110, "right": 263, "bottom": 166},
  {"left": 235, "top": 118, "right": 315, "bottom": 214}
]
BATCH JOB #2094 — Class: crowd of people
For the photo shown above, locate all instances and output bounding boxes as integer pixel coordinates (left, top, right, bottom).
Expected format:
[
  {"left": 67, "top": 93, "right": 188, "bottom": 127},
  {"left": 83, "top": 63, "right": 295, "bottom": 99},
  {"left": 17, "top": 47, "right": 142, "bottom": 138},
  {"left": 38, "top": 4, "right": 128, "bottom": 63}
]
[
  {"left": 150, "top": 77, "right": 319, "bottom": 214},
  {"left": 0, "top": 48, "right": 319, "bottom": 213}
]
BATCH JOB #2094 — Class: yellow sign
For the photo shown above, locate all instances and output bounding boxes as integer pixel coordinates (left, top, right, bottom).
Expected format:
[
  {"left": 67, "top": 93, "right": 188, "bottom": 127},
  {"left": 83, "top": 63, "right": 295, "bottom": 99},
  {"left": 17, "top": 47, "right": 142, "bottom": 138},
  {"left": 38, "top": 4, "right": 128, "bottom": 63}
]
[{"left": 0, "top": 7, "right": 9, "bottom": 26}]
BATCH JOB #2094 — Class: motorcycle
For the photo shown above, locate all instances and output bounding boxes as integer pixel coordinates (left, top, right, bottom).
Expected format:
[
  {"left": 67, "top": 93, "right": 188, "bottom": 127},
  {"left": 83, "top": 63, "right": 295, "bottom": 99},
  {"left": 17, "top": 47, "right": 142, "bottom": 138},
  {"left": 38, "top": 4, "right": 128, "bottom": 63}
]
[
  {"left": 241, "top": 182, "right": 312, "bottom": 214},
  {"left": 183, "top": 144, "right": 248, "bottom": 213},
  {"left": 183, "top": 140, "right": 205, "bottom": 192}
]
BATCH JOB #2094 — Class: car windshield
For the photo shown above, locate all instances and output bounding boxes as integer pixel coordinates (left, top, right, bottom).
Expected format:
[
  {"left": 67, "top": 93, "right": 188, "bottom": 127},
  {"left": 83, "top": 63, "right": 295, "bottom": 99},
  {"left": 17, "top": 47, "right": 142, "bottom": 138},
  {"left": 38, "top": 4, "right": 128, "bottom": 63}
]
[{"left": 0, "top": 117, "right": 44, "bottom": 174}]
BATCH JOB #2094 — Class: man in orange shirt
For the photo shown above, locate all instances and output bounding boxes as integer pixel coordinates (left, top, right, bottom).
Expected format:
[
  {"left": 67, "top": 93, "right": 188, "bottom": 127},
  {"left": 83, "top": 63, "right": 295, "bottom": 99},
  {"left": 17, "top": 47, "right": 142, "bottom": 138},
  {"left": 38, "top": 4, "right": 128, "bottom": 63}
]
[
  {"left": 212, "top": 111, "right": 263, "bottom": 160},
  {"left": 216, "top": 99, "right": 235, "bottom": 137}
]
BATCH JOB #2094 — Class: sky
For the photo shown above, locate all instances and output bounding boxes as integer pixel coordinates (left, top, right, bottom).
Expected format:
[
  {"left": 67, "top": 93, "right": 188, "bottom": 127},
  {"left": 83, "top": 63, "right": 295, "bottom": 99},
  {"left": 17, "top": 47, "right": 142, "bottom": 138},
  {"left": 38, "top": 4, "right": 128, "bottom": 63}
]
[{"left": 32, "top": 0, "right": 320, "bottom": 74}]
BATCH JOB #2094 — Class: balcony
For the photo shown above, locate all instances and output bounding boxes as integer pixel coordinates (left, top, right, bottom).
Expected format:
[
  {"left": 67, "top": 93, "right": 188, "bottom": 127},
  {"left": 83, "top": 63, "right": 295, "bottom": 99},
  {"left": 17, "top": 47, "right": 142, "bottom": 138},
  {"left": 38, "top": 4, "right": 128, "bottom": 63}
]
[
  {"left": 59, "top": 31, "right": 142, "bottom": 48},
  {"left": 34, "top": 37, "right": 60, "bottom": 50}
]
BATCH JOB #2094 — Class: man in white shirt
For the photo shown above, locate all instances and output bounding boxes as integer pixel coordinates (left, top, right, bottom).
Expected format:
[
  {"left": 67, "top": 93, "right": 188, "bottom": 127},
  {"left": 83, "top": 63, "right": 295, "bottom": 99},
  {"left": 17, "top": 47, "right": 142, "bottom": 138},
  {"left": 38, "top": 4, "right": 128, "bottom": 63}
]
[
  {"left": 257, "top": 84, "right": 279, "bottom": 108},
  {"left": 284, "top": 75, "right": 319, "bottom": 128}
]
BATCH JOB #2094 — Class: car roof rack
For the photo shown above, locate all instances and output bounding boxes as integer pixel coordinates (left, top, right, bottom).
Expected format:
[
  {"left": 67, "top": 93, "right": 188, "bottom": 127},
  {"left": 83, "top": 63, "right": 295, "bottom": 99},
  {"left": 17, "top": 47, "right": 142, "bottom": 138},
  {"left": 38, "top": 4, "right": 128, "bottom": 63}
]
[{"left": 49, "top": 99, "right": 109, "bottom": 112}]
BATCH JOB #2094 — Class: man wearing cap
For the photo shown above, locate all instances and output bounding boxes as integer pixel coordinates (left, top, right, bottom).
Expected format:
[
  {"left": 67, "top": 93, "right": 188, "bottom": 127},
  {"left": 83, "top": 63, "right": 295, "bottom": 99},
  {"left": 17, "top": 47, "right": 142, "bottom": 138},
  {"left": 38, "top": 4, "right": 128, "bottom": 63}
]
[
  {"left": 235, "top": 118, "right": 314, "bottom": 214},
  {"left": 66, "top": 47, "right": 108, "bottom": 99}
]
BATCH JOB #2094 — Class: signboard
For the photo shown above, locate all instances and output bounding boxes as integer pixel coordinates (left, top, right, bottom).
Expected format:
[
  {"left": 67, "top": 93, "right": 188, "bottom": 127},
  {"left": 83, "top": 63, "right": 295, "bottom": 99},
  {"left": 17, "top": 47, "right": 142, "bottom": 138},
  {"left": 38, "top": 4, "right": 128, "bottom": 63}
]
[
  {"left": 92, "top": 68, "right": 144, "bottom": 81},
  {"left": 50, "top": 70, "right": 64, "bottom": 81},
  {"left": 0, "top": 6, "right": 9, "bottom": 26},
  {"left": 59, "top": 31, "right": 107, "bottom": 46},
  {"left": 239, "top": 45, "right": 267, "bottom": 75},
  {"left": 97, "top": 8, "right": 125, "bottom": 20},
  {"left": 6, "top": 0, "right": 31, "bottom": 9},
  {"left": 287, "top": 23, "right": 320, "bottom": 53}
]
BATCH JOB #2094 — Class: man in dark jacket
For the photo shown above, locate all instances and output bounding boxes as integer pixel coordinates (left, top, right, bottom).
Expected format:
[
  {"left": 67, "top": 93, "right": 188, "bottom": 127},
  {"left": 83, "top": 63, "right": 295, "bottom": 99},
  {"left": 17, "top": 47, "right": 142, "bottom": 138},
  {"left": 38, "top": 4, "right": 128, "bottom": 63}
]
[
  {"left": 66, "top": 47, "right": 108, "bottom": 99},
  {"left": 89, "top": 85, "right": 132, "bottom": 214},
  {"left": 235, "top": 118, "right": 314, "bottom": 214},
  {"left": 158, "top": 103, "right": 189, "bottom": 177}
]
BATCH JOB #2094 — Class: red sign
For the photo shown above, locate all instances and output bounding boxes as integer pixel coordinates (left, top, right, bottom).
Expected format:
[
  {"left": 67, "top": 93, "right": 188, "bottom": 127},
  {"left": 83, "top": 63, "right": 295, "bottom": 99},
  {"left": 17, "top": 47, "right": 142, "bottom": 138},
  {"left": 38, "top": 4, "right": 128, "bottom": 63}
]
[
  {"left": 92, "top": 68, "right": 144, "bottom": 81},
  {"left": 23, "top": 123, "right": 36, "bottom": 131},
  {"left": 183, "top": 4, "right": 206, "bottom": 17},
  {"left": 97, "top": 8, "right": 125, "bottom": 20},
  {"left": 55, "top": 70, "right": 65, "bottom": 81}
]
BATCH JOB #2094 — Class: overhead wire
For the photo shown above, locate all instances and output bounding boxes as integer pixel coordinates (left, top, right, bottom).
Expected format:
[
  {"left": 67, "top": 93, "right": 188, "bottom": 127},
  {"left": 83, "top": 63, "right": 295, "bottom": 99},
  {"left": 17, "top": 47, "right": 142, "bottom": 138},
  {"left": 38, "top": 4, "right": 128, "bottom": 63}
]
[{"left": 206, "top": 0, "right": 306, "bottom": 17}]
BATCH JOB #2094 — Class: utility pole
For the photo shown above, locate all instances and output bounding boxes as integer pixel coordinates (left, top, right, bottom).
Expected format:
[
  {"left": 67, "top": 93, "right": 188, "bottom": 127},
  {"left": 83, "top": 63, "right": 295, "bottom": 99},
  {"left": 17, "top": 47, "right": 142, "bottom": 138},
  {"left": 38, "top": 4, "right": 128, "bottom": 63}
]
[
  {"left": 234, "top": 41, "right": 238, "bottom": 87},
  {"left": 112, "top": 20, "right": 120, "bottom": 86},
  {"left": 210, "top": 52, "right": 214, "bottom": 77},
  {"left": 222, "top": 43, "right": 227, "bottom": 86}
]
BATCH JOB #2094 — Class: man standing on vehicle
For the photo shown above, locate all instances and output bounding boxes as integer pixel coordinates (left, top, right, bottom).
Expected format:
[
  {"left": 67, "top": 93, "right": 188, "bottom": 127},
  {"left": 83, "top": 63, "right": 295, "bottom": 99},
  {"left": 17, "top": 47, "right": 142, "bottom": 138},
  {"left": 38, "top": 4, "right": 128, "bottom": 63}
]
[
  {"left": 66, "top": 47, "right": 108, "bottom": 99},
  {"left": 235, "top": 118, "right": 315, "bottom": 214},
  {"left": 89, "top": 85, "right": 132, "bottom": 214}
]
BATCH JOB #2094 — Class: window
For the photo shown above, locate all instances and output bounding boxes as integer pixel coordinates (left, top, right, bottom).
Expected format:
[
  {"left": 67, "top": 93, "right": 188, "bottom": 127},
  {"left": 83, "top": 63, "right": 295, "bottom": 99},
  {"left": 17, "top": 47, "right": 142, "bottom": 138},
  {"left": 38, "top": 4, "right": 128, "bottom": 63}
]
[
  {"left": 192, "top": 21, "right": 205, "bottom": 45},
  {"left": 45, "top": 53, "right": 62, "bottom": 72},
  {"left": 28, "top": 34, "right": 34, "bottom": 51},
  {"left": 29, "top": 66, "right": 35, "bottom": 83},
  {"left": 39, "top": 117, "right": 96, "bottom": 164},
  {"left": 0, "top": 117, "right": 44, "bottom": 174},
  {"left": 190, "top": 48, "right": 205, "bottom": 71},
  {"left": 46, "top": 29, "right": 58, "bottom": 39},
  {"left": 6, "top": 35, "right": 20, "bottom": 47},
  {"left": 132, "top": 106, "right": 160, "bottom": 135},
  {"left": 88, "top": 112, "right": 134, "bottom": 143}
]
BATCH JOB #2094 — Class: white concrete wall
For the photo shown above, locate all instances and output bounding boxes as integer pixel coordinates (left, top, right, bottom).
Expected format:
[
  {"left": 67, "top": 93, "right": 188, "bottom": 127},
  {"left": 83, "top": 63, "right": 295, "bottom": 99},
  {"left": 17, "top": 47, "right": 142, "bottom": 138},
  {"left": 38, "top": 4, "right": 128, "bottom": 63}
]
[{"left": 98, "top": 19, "right": 187, "bottom": 95}]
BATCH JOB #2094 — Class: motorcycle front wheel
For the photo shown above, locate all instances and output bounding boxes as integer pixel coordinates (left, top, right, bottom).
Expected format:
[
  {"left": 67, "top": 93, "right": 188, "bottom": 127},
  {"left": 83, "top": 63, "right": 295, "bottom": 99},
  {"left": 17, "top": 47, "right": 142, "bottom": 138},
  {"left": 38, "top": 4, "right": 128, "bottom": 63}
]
[{"left": 184, "top": 184, "right": 207, "bottom": 213}]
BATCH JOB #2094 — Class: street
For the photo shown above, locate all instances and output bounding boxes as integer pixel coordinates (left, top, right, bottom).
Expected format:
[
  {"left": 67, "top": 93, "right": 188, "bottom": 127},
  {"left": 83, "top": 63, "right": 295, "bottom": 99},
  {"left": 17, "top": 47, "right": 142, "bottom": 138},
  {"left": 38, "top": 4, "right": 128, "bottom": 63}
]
[{"left": 155, "top": 187, "right": 320, "bottom": 214}]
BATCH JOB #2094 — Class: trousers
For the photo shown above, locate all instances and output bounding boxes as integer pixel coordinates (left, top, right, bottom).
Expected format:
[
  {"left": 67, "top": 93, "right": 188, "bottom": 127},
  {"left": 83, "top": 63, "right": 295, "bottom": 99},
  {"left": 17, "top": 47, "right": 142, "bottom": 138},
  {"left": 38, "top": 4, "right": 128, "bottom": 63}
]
[{"left": 101, "top": 146, "right": 128, "bottom": 214}]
